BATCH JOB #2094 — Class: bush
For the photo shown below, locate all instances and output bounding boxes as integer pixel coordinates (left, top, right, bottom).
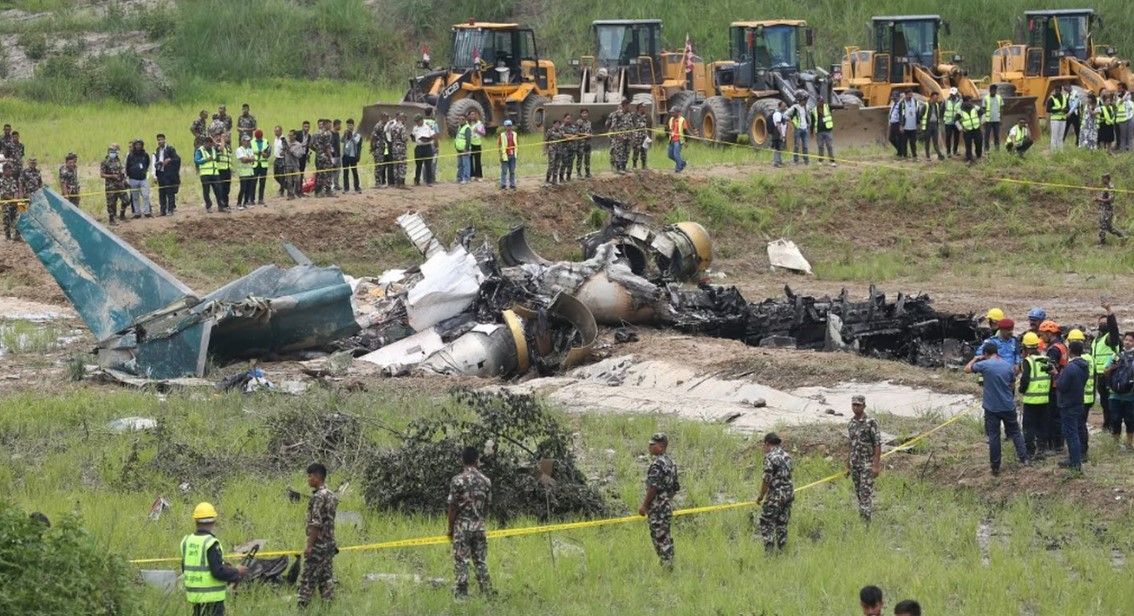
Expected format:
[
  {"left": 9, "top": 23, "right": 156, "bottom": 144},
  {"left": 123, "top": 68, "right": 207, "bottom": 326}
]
[
  {"left": 19, "top": 32, "right": 49, "bottom": 61},
  {"left": 0, "top": 502, "right": 136, "bottom": 615},
  {"left": 20, "top": 52, "right": 164, "bottom": 105}
]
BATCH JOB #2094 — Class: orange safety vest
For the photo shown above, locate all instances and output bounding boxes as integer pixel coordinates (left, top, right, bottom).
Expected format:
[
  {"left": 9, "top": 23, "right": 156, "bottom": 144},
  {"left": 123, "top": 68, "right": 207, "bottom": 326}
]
[
  {"left": 668, "top": 116, "right": 686, "bottom": 143},
  {"left": 1053, "top": 342, "right": 1069, "bottom": 368}
]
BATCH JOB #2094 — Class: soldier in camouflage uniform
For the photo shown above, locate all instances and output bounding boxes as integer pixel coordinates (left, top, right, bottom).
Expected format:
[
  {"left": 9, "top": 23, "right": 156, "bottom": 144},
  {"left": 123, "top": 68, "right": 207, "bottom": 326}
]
[
  {"left": 59, "top": 153, "right": 81, "bottom": 206},
  {"left": 284, "top": 130, "right": 306, "bottom": 199},
  {"left": 576, "top": 109, "right": 593, "bottom": 179},
  {"left": 639, "top": 432, "right": 679, "bottom": 567},
  {"left": 847, "top": 395, "right": 882, "bottom": 523},
  {"left": 236, "top": 103, "right": 257, "bottom": 141},
  {"left": 20, "top": 158, "right": 43, "bottom": 195},
  {"left": 631, "top": 103, "right": 650, "bottom": 170},
  {"left": 756, "top": 432, "right": 794, "bottom": 552},
  {"left": 370, "top": 113, "right": 389, "bottom": 188},
  {"left": 543, "top": 118, "right": 563, "bottom": 186},
  {"left": 1, "top": 163, "right": 21, "bottom": 241},
  {"left": 558, "top": 113, "right": 576, "bottom": 183},
  {"left": 389, "top": 113, "right": 409, "bottom": 189},
  {"left": 99, "top": 144, "right": 130, "bottom": 225},
  {"left": 190, "top": 110, "right": 210, "bottom": 151},
  {"left": 312, "top": 120, "right": 334, "bottom": 197},
  {"left": 298, "top": 462, "right": 338, "bottom": 609},
  {"left": 607, "top": 98, "right": 634, "bottom": 173},
  {"left": 3, "top": 131, "right": 25, "bottom": 175},
  {"left": 212, "top": 105, "right": 234, "bottom": 146},
  {"left": 448, "top": 446, "right": 493, "bottom": 598},
  {"left": 1096, "top": 173, "right": 1125, "bottom": 245}
]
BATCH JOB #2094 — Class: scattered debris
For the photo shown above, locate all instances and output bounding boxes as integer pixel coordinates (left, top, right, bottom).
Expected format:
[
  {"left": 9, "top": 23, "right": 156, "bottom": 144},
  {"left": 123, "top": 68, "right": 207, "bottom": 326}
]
[
  {"left": 233, "top": 539, "right": 267, "bottom": 555},
  {"left": 551, "top": 538, "right": 586, "bottom": 558},
  {"left": 767, "top": 238, "right": 813, "bottom": 275},
  {"left": 613, "top": 327, "right": 639, "bottom": 343},
  {"left": 146, "top": 496, "right": 171, "bottom": 521},
  {"left": 107, "top": 416, "right": 157, "bottom": 433},
  {"left": 364, "top": 572, "right": 447, "bottom": 587},
  {"left": 216, "top": 366, "right": 274, "bottom": 393}
]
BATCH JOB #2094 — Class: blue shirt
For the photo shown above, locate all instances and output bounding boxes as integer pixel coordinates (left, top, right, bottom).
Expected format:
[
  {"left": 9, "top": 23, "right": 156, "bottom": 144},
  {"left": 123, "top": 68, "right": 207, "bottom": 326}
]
[
  {"left": 972, "top": 356, "right": 1016, "bottom": 413},
  {"left": 981, "top": 334, "right": 1021, "bottom": 366}
]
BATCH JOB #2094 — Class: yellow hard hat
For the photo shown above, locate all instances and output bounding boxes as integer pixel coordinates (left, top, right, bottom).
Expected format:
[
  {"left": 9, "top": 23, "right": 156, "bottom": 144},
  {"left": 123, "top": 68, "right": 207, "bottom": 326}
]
[
  {"left": 192, "top": 502, "right": 218, "bottom": 523},
  {"left": 1022, "top": 332, "right": 1041, "bottom": 347},
  {"left": 986, "top": 308, "right": 1005, "bottom": 322},
  {"left": 1066, "top": 328, "right": 1086, "bottom": 342}
]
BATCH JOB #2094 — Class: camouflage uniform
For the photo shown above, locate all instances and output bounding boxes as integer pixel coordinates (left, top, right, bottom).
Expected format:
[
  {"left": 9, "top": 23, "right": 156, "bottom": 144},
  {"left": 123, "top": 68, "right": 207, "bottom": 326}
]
[
  {"left": 388, "top": 120, "right": 409, "bottom": 187},
  {"left": 645, "top": 451, "right": 680, "bottom": 564},
  {"left": 3, "top": 141, "right": 25, "bottom": 174},
  {"left": 1, "top": 174, "right": 20, "bottom": 241},
  {"left": 313, "top": 130, "right": 334, "bottom": 196},
  {"left": 448, "top": 467, "right": 492, "bottom": 597},
  {"left": 631, "top": 111, "right": 650, "bottom": 169},
  {"left": 190, "top": 117, "right": 209, "bottom": 150},
  {"left": 544, "top": 123, "right": 562, "bottom": 185},
  {"left": 100, "top": 156, "right": 130, "bottom": 222},
  {"left": 575, "top": 117, "right": 593, "bottom": 178},
  {"left": 758, "top": 447, "right": 794, "bottom": 551},
  {"left": 236, "top": 113, "right": 257, "bottom": 141},
  {"left": 212, "top": 115, "right": 233, "bottom": 143},
  {"left": 1098, "top": 182, "right": 1125, "bottom": 244},
  {"left": 59, "top": 164, "right": 81, "bottom": 205},
  {"left": 20, "top": 166, "right": 42, "bottom": 195},
  {"left": 848, "top": 415, "right": 881, "bottom": 522},
  {"left": 558, "top": 121, "right": 577, "bottom": 182},
  {"left": 370, "top": 125, "right": 388, "bottom": 187},
  {"left": 297, "top": 485, "right": 338, "bottom": 608}
]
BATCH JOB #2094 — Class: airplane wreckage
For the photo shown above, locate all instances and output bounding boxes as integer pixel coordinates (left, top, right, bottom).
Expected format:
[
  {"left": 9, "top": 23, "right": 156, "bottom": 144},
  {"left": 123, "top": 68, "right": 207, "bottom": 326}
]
[{"left": 18, "top": 189, "right": 980, "bottom": 380}]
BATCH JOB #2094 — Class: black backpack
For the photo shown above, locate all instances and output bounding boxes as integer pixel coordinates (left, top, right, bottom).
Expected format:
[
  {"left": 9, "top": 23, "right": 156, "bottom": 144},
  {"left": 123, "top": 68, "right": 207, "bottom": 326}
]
[{"left": 1110, "top": 353, "right": 1134, "bottom": 395}]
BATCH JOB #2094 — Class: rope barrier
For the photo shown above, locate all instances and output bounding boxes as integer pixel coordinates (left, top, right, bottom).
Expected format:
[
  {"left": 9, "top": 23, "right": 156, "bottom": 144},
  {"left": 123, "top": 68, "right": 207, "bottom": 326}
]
[{"left": 126, "top": 406, "right": 976, "bottom": 566}]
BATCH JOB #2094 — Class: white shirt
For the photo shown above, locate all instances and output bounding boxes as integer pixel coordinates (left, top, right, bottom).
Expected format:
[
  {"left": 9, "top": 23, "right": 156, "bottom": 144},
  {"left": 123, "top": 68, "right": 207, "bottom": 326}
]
[
  {"left": 272, "top": 136, "right": 286, "bottom": 158},
  {"left": 236, "top": 146, "right": 254, "bottom": 163},
  {"left": 411, "top": 123, "right": 435, "bottom": 145},
  {"left": 772, "top": 111, "right": 786, "bottom": 137}
]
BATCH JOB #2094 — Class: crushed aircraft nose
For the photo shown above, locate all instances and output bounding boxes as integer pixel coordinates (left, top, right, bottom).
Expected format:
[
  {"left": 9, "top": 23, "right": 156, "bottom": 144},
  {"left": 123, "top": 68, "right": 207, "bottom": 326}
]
[
  {"left": 18, "top": 189, "right": 359, "bottom": 379},
  {"left": 582, "top": 195, "right": 712, "bottom": 281}
]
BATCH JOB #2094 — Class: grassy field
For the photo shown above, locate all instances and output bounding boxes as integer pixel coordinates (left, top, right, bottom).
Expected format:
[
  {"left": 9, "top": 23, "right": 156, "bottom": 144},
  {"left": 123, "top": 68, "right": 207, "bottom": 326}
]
[{"left": 2, "top": 387, "right": 1133, "bottom": 614}]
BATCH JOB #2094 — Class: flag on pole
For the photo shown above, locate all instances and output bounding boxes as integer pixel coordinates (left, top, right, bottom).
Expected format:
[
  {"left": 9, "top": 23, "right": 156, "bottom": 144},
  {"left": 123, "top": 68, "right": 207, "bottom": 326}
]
[{"left": 683, "top": 34, "right": 694, "bottom": 74}]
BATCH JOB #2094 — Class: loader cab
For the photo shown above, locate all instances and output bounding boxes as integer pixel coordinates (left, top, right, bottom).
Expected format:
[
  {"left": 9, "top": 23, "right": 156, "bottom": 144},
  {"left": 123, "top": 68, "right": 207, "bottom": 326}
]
[
  {"left": 451, "top": 22, "right": 539, "bottom": 85},
  {"left": 724, "top": 21, "right": 813, "bottom": 90},
  {"left": 871, "top": 16, "right": 943, "bottom": 83},
  {"left": 593, "top": 19, "right": 662, "bottom": 83},
  {"left": 1024, "top": 10, "right": 1094, "bottom": 76}
]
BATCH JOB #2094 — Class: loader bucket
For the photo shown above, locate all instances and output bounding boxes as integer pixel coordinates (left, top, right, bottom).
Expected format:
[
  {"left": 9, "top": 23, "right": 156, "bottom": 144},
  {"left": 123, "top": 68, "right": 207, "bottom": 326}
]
[
  {"left": 830, "top": 105, "right": 892, "bottom": 148},
  {"left": 541, "top": 101, "right": 624, "bottom": 144},
  {"left": 360, "top": 102, "right": 434, "bottom": 136},
  {"left": 1000, "top": 95, "right": 1040, "bottom": 145}
]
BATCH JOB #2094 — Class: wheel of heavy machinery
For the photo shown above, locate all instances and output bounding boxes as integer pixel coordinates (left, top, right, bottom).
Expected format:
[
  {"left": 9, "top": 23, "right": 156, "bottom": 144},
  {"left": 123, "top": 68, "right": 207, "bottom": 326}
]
[
  {"left": 746, "top": 98, "right": 781, "bottom": 147},
  {"left": 446, "top": 98, "right": 485, "bottom": 137},
  {"left": 701, "top": 95, "right": 738, "bottom": 144},
  {"left": 666, "top": 90, "right": 696, "bottom": 116},
  {"left": 520, "top": 93, "right": 549, "bottom": 133},
  {"left": 837, "top": 93, "right": 865, "bottom": 108},
  {"left": 990, "top": 82, "right": 1016, "bottom": 97}
]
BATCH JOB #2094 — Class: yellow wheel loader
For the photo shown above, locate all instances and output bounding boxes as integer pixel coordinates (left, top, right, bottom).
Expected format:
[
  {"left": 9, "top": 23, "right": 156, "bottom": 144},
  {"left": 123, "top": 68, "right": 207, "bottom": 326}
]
[{"left": 361, "top": 21, "right": 557, "bottom": 136}]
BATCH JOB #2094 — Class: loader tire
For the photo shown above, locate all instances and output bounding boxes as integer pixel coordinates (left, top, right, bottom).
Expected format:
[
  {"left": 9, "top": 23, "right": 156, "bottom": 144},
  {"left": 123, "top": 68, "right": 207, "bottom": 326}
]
[
  {"left": 666, "top": 90, "right": 696, "bottom": 116},
  {"left": 747, "top": 99, "right": 781, "bottom": 147},
  {"left": 520, "top": 94, "right": 549, "bottom": 133},
  {"left": 447, "top": 98, "right": 485, "bottom": 137},
  {"left": 701, "top": 96, "right": 738, "bottom": 144}
]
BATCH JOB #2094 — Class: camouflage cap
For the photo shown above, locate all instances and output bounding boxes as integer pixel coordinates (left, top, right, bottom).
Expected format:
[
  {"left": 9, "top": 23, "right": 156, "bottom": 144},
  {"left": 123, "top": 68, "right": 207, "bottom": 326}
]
[
  {"left": 649, "top": 432, "right": 668, "bottom": 445},
  {"left": 65, "top": 152, "right": 77, "bottom": 160},
  {"left": 851, "top": 395, "right": 866, "bottom": 405}
]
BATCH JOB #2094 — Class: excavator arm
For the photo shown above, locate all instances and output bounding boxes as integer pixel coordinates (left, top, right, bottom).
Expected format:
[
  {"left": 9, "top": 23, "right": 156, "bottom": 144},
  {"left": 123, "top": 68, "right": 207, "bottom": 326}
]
[{"left": 1066, "top": 56, "right": 1111, "bottom": 95}]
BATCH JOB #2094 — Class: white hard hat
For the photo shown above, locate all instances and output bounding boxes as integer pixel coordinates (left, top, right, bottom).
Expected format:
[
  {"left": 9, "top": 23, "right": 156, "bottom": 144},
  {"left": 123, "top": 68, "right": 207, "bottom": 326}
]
[{"left": 949, "top": 87, "right": 958, "bottom": 95}]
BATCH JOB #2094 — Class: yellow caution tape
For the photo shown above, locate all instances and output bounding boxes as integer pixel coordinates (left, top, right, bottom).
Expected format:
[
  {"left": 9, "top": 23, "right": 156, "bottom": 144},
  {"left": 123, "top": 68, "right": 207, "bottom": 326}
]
[{"left": 127, "top": 407, "right": 974, "bottom": 566}]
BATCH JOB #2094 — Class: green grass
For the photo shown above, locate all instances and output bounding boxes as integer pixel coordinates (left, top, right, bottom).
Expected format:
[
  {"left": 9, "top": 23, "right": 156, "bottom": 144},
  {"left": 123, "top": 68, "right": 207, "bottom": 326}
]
[
  {"left": 0, "top": 319, "right": 68, "bottom": 354},
  {"left": 2, "top": 388, "right": 1133, "bottom": 614}
]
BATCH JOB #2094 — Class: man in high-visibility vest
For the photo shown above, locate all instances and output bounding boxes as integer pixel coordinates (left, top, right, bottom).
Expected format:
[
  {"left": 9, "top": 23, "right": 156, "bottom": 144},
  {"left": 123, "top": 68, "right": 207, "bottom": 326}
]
[
  {"left": 1005, "top": 118, "right": 1033, "bottom": 157},
  {"left": 1047, "top": 84, "right": 1071, "bottom": 151},
  {"left": 212, "top": 133, "right": 232, "bottom": 212},
  {"left": 810, "top": 95, "right": 836, "bottom": 167},
  {"left": 943, "top": 87, "right": 962, "bottom": 157},
  {"left": 1094, "top": 302, "right": 1121, "bottom": 437},
  {"left": 1117, "top": 83, "right": 1132, "bottom": 152},
  {"left": 1018, "top": 332, "right": 1051, "bottom": 459},
  {"left": 666, "top": 107, "right": 687, "bottom": 173},
  {"left": 919, "top": 91, "right": 945, "bottom": 161},
  {"left": 982, "top": 84, "right": 1004, "bottom": 152},
  {"left": 497, "top": 119, "right": 518, "bottom": 190},
  {"left": 958, "top": 96, "right": 983, "bottom": 164},
  {"left": 250, "top": 128, "right": 270, "bottom": 205},
  {"left": 181, "top": 502, "right": 245, "bottom": 616},
  {"left": 195, "top": 139, "right": 218, "bottom": 213}
]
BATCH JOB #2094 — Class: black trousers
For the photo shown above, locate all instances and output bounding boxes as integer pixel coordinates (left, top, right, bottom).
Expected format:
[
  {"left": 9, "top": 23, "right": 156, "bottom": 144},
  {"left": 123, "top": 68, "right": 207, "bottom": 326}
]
[
  {"left": 216, "top": 170, "right": 231, "bottom": 208},
  {"left": 237, "top": 176, "right": 255, "bottom": 205},
  {"left": 901, "top": 129, "right": 918, "bottom": 157},
  {"left": 200, "top": 175, "right": 215, "bottom": 209},
  {"left": 1022, "top": 403, "right": 1048, "bottom": 457},
  {"left": 192, "top": 602, "right": 224, "bottom": 616},
  {"left": 157, "top": 180, "right": 176, "bottom": 214},
  {"left": 945, "top": 125, "right": 961, "bottom": 155},
  {"left": 1099, "top": 380, "right": 1117, "bottom": 434},
  {"left": 1065, "top": 112, "right": 1081, "bottom": 143},
  {"left": 413, "top": 145, "right": 434, "bottom": 185},
  {"left": 254, "top": 166, "right": 267, "bottom": 201},
  {"left": 963, "top": 130, "right": 983, "bottom": 161},
  {"left": 342, "top": 155, "right": 360, "bottom": 191},
  {"left": 470, "top": 144, "right": 483, "bottom": 178},
  {"left": 1045, "top": 394, "right": 1064, "bottom": 450},
  {"left": 274, "top": 161, "right": 289, "bottom": 194},
  {"left": 888, "top": 123, "right": 901, "bottom": 155}
]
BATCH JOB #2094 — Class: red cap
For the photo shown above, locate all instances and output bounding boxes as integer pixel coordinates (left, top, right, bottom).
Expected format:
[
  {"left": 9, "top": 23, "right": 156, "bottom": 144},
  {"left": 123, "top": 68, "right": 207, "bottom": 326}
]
[
  {"left": 253, "top": 129, "right": 264, "bottom": 138},
  {"left": 998, "top": 318, "right": 1015, "bottom": 330}
]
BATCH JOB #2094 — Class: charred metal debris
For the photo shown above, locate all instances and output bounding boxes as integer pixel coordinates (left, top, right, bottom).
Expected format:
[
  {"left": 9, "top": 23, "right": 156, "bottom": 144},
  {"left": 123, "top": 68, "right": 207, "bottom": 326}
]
[{"left": 22, "top": 189, "right": 979, "bottom": 379}]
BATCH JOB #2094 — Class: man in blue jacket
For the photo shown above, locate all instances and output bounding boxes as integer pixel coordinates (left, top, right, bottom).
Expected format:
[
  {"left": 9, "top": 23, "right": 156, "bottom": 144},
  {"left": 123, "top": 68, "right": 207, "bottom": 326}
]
[{"left": 1054, "top": 340, "right": 1090, "bottom": 472}]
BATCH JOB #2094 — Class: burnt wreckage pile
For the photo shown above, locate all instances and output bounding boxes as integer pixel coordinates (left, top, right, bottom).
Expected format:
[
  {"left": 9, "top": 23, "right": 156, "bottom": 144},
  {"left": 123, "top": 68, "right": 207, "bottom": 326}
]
[{"left": 20, "top": 188, "right": 978, "bottom": 380}]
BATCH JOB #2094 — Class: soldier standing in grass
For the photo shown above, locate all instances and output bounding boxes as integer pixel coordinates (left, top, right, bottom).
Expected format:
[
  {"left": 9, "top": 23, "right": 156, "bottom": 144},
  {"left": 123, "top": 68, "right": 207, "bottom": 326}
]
[
  {"left": 236, "top": 103, "right": 257, "bottom": 141},
  {"left": 389, "top": 113, "right": 410, "bottom": 189},
  {"left": 1, "top": 163, "right": 22, "bottom": 241},
  {"left": 448, "top": 446, "right": 493, "bottom": 599},
  {"left": 370, "top": 112, "right": 389, "bottom": 189},
  {"left": 543, "top": 117, "right": 562, "bottom": 187},
  {"left": 100, "top": 144, "right": 130, "bottom": 225},
  {"left": 847, "top": 395, "right": 882, "bottom": 523},
  {"left": 631, "top": 103, "right": 650, "bottom": 170},
  {"left": 191, "top": 110, "right": 210, "bottom": 150},
  {"left": 298, "top": 462, "right": 337, "bottom": 609},
  {"left": 59, "top": 152, "right": 80, "bottom": 206},
  {"left": 1096, "top": 173, "right": 1125, "bottom": 245},
  {"left": 559, "top": 112, "right": 577, "bottom": 182},
  {"left": 639, "top": 432, "right": 679, "bottom": 567},
  {"left": 576, "top": 108, "right": 593, "bottom": 179},
  {"left": 20, "top": 157, "right": 43, "bottom": 196},
  {"left": 755, "top": 432, "right": 793, "bottom": 553}
]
